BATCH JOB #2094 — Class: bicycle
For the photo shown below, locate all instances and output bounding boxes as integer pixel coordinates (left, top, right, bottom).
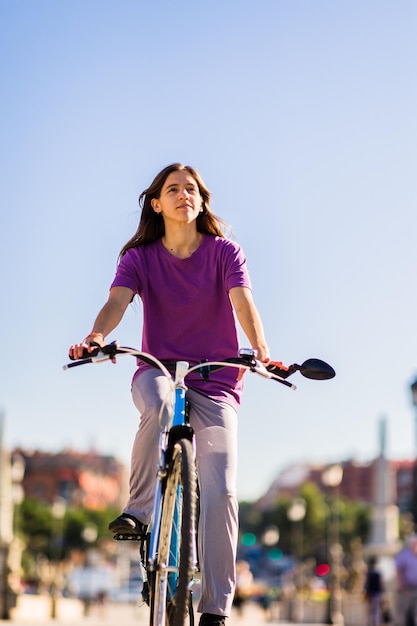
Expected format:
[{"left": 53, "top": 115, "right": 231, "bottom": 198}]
[{"left": 64, "top": 342, "right": 335, "bottom": 626}]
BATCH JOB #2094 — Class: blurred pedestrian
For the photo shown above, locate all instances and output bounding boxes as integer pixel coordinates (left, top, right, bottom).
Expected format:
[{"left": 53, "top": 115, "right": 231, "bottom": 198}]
[
  {"left": 233, "top": 560, "right": 254, "bottom": 616},
  {"left": 364, "top": 556, "right": 384, "bottom": 626},
  {"left": 396, "top": 534, "right": 417, "bottom": 626}
]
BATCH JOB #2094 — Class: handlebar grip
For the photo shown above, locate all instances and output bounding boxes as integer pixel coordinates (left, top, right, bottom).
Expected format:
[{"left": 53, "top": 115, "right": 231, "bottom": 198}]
[{"left": 68, "top": 342, "right": 101, "bottom": 361}]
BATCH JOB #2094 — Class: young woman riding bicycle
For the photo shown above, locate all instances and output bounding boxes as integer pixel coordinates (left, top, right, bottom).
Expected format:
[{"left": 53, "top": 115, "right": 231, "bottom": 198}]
[{"left": 69, "top": 163, "right": 270, "bottom": 626}]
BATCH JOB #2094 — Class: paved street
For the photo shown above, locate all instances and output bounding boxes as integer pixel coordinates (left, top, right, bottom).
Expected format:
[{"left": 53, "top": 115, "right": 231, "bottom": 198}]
[{"left": 0, "top": 599, "right": 325, "bottom": 626}]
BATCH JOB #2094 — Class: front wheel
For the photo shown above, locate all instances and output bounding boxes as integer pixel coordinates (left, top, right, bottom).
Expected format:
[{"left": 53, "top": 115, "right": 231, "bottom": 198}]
[{"left": 150, "top": 438, "right": 196, "bottom": 626}]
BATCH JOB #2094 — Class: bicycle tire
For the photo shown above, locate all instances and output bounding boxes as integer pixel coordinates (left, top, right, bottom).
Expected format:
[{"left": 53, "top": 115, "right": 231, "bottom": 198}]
[{"left": 150, "top": 438, "right": 196, "bottom": 626}]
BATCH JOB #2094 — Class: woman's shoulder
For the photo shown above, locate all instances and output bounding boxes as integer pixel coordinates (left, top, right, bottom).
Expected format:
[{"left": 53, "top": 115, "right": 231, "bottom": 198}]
[
  {"left": 117, "top": 241, "right": 162, "bottom": 271},
  {"left": 204, "top": 234, "right": 242, "bottom": 254},
  {"left": 122, "top": 240, "right": 161, "bottom": 258}
]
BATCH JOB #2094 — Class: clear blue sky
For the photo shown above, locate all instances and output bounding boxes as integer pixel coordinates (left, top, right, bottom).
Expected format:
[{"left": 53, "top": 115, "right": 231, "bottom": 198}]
[{"left": 1, "top": 1, "right": 416, "bottom": 500}]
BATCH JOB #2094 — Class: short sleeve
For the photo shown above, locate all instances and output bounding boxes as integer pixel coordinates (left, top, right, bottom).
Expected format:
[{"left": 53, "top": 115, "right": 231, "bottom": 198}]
[
  {"left": 223, "top": 240, "right": 252, "bottom": 292},
  {"left": 110, "top": 248, "right": 142, "bottom": 294}
]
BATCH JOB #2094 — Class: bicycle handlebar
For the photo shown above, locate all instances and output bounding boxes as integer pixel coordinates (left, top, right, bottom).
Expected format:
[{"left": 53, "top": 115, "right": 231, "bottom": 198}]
[{"left": 64, "top": 341, "right": 336, "bottom": 387}]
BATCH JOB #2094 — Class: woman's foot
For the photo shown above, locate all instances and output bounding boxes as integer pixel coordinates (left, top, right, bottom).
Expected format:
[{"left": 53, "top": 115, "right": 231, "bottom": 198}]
[
  {"left": 199, "top": 613, "right": 226, "bottom": 625},
  {"left": 108, "top": 513, "right": 144, "bottom": 536}
]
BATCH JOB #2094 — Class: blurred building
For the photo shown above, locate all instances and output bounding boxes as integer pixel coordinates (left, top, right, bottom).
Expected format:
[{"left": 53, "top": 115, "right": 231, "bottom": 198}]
[
  {"left": 391, "top": 459, "right": 415, "bottom": 512},
  {"left": 14, "top": 448, "right": 128, "bottom": 510},
  {"left": 12, "top": 446, "right": 417, "bottom": 517},
  {"left": 255, "top": 458, "right": 415, "bottom": 514}
]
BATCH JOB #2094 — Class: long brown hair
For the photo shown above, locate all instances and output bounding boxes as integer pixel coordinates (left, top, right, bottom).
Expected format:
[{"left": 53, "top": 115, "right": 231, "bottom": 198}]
[{"left": 119, "top": 163, "right": 227, "bottom": 259}]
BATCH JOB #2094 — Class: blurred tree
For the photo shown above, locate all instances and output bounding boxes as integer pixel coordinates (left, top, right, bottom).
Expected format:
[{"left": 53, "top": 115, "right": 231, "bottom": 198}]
[
  {"left": 238, "top": 484, "right": 371, "bottom": 562},
  {"left": 17, "top": 498, "right": 52, "bottom": 557},
  {"left": 14, "top": 498, "right": 120, "bottom": 578},
  {"left": 339, "top": 499, "right": 370, "bottom": 548}
]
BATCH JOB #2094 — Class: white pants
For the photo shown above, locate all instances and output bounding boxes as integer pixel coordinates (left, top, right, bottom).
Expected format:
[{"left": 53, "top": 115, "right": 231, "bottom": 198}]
[{"left": 124, "top": 369, "right": 239, "bottom": 617}]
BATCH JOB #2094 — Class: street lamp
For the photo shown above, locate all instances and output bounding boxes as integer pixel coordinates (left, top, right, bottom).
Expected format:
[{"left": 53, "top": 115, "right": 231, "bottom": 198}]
[
  {"left": 287, "top": 498, "right": 307, "bottom": 623},
  {"left": 322, "top": 465, "right": 344, "bottom": 490},
  {"left": 262, "top": 525, "right": 280, "bottom": 548},
  {"left": 410, "top": 379, "right": 417, "bottom": 456},
  {"left": 322, "top": 465, "right": 344, "bottom": 626},
  {"left": 80, "top": 524, "right": 98, "bottom": 616},
  {"left": 287, "top": 498, "right": 307, "bottom": 559},
  {"left": 410, "top": 379, "right": 417, "bottom": 521},
  {"left": 50, "top": 498, "right": 67, "bottom": 619}
]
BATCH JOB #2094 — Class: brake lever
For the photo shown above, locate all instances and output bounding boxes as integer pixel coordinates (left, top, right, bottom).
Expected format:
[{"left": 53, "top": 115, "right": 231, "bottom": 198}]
[
  {"left": 254, "top": 362, "right": 296, "bottom": 389},
  {"left": 87, "top": 341, "right": 120, "bottom": 364},
  {"left": 266, "top": 361, "right": 296, "bottom": 379}
]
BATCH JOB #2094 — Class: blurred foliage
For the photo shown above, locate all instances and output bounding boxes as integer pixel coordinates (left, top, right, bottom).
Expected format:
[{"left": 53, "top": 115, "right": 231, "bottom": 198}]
[
  {"left": 14, "top": 498, "right": 120, "bottom": 576},
  {"left": 239, "top": 481, "right": 371, "bottom": 561},
  {"left": 15, "top": 484, "right": 372, "bottom": 578}
]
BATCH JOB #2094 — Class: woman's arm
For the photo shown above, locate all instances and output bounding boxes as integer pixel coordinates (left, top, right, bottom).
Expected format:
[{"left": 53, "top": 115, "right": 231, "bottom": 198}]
[
  {"left": 69, "top": 286, "right": 134, "bottom": 359},
  {"left": 229, "top": 286, "right": 270, "bottom": 362}
]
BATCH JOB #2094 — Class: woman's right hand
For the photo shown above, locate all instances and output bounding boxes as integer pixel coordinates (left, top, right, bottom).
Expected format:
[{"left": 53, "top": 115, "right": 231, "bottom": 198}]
[
  {"left": 68, "top": 288, "right": 133, "bottom": 359},
  {"left": 68, "top": 333, "right": 105, "bottom": 360}
]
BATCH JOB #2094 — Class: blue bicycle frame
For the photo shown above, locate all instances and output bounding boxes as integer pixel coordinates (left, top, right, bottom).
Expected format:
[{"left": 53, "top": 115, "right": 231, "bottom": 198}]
[{"left": 146, "top": 362, "right": 197, "bottom": 604}]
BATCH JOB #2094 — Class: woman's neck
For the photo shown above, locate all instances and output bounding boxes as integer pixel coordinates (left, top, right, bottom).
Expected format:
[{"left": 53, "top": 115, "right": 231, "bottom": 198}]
[{"left": 161, "top": 230, "right": 203, "bottom": 259}]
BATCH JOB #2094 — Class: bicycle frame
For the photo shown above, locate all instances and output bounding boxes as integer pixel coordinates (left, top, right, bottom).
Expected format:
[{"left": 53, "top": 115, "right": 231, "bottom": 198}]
[
  {"left": 64, "top": 342, "right": 334, "bottom": 626},
  {"left": 146, "top": 361, "right": 198, "bottom": 614}
]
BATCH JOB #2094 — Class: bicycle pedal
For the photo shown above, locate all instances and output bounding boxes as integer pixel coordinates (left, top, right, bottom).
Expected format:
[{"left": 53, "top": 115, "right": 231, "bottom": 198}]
[{"left": 113, "top": 533, "right": 141, "bottom": 541}]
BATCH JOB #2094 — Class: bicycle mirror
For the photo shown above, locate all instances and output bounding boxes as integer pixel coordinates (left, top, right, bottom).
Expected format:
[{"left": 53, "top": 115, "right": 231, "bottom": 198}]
[{"left": 298, "top": 358, "right": 336, "bottom": 380}]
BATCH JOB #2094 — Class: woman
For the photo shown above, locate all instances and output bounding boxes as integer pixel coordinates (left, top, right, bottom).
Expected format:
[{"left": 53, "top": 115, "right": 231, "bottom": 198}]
[{"left": 69, "top": 163, "right": 270, "bottom": 626}]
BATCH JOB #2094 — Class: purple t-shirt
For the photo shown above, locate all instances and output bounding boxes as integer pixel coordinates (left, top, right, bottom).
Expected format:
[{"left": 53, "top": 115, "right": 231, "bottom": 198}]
[{"left": 110, "top": 234, "right": 252, "bottom": 409}]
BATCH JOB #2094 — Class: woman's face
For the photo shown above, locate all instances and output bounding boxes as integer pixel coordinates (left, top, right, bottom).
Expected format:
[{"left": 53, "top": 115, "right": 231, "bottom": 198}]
[{"left": 151, "top": 170, "right": 202, "bottom": 225}]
